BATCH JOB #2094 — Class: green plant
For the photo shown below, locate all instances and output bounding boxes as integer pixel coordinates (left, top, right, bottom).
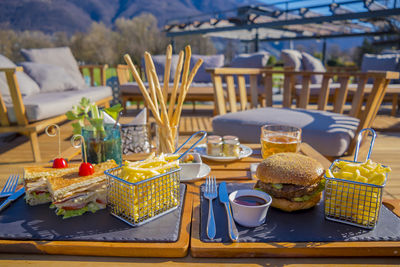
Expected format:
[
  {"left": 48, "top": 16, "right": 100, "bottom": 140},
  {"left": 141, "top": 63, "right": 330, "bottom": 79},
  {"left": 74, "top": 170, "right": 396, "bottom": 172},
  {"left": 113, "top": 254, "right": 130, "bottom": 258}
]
[{"left": 66, "top": 97, "right": 122, "bottom": 135}]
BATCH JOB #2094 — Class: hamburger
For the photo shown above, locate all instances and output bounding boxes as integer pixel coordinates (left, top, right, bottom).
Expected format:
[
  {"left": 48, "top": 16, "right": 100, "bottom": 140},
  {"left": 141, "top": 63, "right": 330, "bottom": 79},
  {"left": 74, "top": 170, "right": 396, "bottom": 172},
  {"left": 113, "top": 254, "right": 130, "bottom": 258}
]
[{"left": 255, "top": 152, "right": 325, "bottom": 212}]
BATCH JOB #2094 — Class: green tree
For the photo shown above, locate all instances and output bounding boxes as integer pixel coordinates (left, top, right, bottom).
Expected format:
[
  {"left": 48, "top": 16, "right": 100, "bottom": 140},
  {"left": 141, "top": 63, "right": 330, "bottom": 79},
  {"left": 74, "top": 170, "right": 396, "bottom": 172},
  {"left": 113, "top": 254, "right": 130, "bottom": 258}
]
[
  {"left": 72, "top": 22, "right": 118, "bottom": 65},
  {"left": 353, "top": 38, "right": 382, "bottom": 67},
  {"left": 115, "top": 14, "right": 168, "bottom": 65},
  {"left": 174, "top": 34, "right": 216, "bottom": 55}
]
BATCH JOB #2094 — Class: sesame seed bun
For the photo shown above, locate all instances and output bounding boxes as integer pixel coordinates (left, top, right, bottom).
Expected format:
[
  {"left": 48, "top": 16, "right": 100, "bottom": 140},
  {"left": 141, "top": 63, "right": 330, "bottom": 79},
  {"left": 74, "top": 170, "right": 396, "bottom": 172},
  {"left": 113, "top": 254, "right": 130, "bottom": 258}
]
[{"left": 256, "top": 153, "right": 324, "bottom": 186}]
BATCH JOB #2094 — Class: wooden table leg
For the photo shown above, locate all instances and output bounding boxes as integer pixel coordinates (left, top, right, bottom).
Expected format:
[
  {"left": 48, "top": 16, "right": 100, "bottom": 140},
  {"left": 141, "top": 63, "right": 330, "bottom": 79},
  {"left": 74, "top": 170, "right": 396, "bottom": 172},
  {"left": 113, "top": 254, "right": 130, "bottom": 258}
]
[
  {"left": 392, "top": 93, "right": 399, "bottom": 116},
  {"left": 28, "top": 132, "right": 41, "bottom": 162}
]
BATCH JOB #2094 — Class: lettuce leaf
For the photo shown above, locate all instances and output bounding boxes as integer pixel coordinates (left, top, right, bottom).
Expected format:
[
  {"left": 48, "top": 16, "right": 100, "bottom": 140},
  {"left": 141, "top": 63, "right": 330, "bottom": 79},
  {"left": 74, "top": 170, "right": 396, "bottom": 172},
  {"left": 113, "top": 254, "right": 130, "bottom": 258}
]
[
  {"left": 25, "top": 192, "right": 51, "bottom": 204},
  {"left": 292, "top": 178, "right": 326, "bottom": 202},
  {"left": 56, "top": 202, "right": 103, "bottom": 219}
]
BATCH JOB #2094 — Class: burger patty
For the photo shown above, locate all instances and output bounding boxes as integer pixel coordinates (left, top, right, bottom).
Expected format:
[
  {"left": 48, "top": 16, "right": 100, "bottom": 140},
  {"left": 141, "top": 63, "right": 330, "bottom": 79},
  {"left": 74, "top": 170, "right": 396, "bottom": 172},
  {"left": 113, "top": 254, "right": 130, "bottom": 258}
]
[{"left": 255, "top": 180, "right": 320, "bottom": 200}]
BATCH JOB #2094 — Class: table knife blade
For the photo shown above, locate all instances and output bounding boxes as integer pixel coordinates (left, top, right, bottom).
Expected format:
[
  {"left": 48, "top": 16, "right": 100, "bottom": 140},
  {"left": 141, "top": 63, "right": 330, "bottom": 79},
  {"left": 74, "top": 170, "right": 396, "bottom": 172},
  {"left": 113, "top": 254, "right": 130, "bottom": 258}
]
[
  {"left": 218, "top": 182, "right": 239, "bottom": 242},
  {"left": 0, "top": 187, "right": 25, "bottom": 213}
]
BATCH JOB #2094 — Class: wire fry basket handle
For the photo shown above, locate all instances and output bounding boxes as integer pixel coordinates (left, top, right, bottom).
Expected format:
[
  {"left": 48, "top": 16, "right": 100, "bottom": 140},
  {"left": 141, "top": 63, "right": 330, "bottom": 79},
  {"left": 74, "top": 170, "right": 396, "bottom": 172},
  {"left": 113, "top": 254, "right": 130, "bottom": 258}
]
[
  {"left": 174, "top": 131, "right": 207, "bottom": 160},
  {"left": 354, "top": 128, "right": 377, "bottom": 162}
]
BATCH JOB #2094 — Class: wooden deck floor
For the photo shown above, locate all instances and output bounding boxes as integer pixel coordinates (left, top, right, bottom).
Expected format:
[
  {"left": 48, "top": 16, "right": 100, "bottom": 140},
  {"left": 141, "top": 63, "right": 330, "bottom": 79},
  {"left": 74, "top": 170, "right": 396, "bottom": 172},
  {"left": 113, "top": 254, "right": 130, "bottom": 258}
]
[{"left": 0, "top": 104, "right": 399, "bottom": 199}]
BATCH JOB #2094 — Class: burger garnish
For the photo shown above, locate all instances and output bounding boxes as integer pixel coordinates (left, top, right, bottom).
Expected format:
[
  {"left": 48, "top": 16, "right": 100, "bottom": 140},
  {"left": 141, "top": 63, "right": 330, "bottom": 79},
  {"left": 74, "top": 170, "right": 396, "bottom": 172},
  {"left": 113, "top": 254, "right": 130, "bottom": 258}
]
[{"left": 255, "top": 152, "right": 325, "bottom": 212}]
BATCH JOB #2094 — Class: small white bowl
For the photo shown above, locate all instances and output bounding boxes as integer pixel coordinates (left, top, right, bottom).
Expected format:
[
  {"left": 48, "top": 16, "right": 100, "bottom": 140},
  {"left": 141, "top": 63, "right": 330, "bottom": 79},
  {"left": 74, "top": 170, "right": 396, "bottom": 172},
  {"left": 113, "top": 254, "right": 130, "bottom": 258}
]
[
  {"left": 229, "top": 189, "right": 272, "bottom": 227},
  {"left": 180, "top": 153, "right": 209, "bottom": 181}
]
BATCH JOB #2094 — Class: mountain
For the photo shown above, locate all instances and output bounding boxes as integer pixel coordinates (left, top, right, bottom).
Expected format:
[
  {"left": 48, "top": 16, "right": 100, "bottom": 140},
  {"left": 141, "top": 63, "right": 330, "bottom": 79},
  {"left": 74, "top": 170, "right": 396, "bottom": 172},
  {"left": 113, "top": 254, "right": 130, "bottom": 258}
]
[{"left": 0, "top": 0, "right": 253, "bottom": 34}]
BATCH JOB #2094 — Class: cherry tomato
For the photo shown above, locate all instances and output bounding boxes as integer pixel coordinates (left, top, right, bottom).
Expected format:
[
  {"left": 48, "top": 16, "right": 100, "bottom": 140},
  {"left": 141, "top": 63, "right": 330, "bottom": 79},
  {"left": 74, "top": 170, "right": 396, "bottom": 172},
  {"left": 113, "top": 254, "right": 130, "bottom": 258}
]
[
  {"left": 79, "top": 162, "right": 94, "bottom": 176},
  {"left": 52, "top": 158, "right": 68, "bottom": 169}
]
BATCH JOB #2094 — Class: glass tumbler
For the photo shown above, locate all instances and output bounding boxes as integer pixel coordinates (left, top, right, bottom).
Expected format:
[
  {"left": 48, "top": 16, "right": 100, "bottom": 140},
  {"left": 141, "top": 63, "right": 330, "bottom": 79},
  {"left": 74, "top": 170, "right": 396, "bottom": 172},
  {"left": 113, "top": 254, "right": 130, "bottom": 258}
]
[{"left": 260, "top": 125, "right": 301, "bottom": 159}]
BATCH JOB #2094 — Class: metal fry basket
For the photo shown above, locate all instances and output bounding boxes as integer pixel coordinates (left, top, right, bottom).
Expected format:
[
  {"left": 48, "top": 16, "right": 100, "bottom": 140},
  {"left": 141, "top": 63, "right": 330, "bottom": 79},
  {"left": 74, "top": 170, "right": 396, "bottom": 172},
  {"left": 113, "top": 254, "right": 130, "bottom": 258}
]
[
  {"left": 324, "top": 128, "right": 387, "bottom": 229},
  {"left": 104, "top": 131, "right": 207, "bottom": 227},
  {"left": 105, "top": 166, "right": 181, "bottom": 227}
]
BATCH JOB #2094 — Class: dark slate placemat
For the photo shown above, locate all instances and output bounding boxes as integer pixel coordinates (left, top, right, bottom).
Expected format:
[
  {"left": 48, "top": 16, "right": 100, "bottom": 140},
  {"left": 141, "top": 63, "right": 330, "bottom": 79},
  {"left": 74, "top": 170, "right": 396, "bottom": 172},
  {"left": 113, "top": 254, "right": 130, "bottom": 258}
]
[
  {"left": 0, "top": 184, "right": 186, "bottom": 242},
  {"left": 200, "top": 183, "right": 400, "bottom": 243}
]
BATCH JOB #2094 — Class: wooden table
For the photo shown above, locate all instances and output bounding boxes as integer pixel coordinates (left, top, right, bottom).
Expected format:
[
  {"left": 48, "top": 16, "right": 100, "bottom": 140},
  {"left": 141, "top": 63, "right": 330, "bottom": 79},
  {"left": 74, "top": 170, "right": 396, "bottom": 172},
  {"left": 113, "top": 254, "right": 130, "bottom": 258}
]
[{"left": 1, "top": 143, "right": 399, "bottom": 266}]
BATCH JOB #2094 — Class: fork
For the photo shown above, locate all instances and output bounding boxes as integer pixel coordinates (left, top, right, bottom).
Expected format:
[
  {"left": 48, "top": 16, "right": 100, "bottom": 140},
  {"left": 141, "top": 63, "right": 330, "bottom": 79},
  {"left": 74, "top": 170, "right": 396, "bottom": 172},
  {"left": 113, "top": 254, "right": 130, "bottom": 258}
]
[
  {"left": 204, "top": 176, "right": 217, "bottom": 240},
  {"left": 0, "top": 174, "right": 19, "bottom": 198}
]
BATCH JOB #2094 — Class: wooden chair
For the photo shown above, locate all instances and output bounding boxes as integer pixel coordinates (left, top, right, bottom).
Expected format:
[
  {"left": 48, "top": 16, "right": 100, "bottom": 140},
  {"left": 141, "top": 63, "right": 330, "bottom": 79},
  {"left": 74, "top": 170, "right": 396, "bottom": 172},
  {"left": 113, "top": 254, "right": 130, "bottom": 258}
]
[
  {"left": 208, "top": 68, "right": 399, "bottom": 157},
  {"left": 79, "top": 64, "right": 108, "bottom": 86},
  {"left": 0, "top": 66, "right": 112, "bottom": 162}
]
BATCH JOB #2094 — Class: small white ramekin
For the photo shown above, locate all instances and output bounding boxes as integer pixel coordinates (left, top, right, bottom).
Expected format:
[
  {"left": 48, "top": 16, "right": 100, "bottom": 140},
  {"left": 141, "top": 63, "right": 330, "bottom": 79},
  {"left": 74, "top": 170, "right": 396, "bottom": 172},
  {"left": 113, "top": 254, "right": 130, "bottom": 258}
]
[{"left": 229, "top": 189, "right": 272, "bottom": 227}]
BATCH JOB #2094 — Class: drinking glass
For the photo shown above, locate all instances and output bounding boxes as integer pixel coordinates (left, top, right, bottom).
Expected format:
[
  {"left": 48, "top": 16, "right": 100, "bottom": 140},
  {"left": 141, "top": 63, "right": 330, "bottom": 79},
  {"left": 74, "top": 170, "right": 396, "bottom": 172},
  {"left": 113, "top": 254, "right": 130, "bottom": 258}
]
[
  {"left": 82, "top": 124, "right": 122, "bottom": 165},
  {"left": 260, "top": 125, "right": 301, "bottom": 159}
]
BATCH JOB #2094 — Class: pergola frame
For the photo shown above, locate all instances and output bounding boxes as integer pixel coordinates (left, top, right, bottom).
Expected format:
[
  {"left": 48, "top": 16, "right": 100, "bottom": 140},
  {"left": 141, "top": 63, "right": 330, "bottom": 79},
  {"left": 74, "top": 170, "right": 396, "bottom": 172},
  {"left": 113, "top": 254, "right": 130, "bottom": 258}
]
[{"left": 164, "top": 0, "right": 400, "bottom": 52}]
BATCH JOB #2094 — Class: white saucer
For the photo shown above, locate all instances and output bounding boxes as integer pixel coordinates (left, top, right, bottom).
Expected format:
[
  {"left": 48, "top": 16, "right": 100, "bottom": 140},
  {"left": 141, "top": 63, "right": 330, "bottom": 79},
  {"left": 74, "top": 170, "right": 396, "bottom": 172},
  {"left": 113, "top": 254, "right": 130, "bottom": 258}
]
[
  {"left": 180, "top": 163, "right": 211, "bottom": 182},
  {"left": 193, "top": 144, "right": 253, "bottom": 162}
]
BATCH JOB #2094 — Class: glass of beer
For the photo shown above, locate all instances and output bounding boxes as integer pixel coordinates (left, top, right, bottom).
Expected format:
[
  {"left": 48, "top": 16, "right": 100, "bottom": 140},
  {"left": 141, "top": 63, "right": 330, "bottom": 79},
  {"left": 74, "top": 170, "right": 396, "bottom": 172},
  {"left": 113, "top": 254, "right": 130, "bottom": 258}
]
[{"left": 261, "top": 125, "right": 301, "bottom": 159}]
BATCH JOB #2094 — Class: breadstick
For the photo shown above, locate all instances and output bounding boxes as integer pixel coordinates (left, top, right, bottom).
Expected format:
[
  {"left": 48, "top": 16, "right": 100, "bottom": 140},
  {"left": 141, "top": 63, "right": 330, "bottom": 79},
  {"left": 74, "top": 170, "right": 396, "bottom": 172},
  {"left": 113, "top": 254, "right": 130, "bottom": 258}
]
[
  {"left": 163, "top": 44, "right": 172, "bottom": 103},
  {"left": 144, "top": 52, "right": 159, "bottom": 112},
  {"left": 168, "top": 50, "right": 184, "bottom": 121},
  {"left": 123, "top": 54, "right": 162, "bottom": 125},
  {"left": 172, "top": 58, "right": 203, "bottom": 127},
  {"left": 151, "top": 69, "right": 174, "bottom": 150},
  {"left": 171, "top": 46, "right": 191, "bottom": 127}
]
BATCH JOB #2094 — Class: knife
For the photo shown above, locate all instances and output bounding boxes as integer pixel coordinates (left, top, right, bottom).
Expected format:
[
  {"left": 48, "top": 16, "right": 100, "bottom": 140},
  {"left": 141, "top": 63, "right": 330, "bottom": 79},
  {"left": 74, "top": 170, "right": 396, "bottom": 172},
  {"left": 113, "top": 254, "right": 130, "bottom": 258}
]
[
  {"left": 218, "top": 182, "right": 239, "bottom": 242},
  {"left": 0, "top": 187, "right": 25, "bottom": 213}
]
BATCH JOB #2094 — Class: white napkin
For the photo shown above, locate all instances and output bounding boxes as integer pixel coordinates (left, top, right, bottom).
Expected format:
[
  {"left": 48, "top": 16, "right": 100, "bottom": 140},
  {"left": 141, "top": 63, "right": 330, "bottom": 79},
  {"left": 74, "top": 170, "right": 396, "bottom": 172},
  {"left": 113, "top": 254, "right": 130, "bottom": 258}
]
[
  {"left": 103, "top": 111, "right": 120, "bottom": 126},
  {"left": 129, "top": 108, "right": 147, "bottom": 125}
]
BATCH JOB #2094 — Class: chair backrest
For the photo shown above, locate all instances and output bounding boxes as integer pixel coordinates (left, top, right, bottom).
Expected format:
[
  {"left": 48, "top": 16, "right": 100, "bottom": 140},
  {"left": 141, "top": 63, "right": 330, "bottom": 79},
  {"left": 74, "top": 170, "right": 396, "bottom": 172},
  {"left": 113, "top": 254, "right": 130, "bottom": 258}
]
[
  {"left": 79, "top": 64, "right": 108, "bottom": 86},
  {"left": 116, "top": 64, "right": 132, "bottom": 85},
  {"left": 0, "top": 67, "right": 28, "bottom": 128},
  {"left": 208, "top": 67, "right": 399, "bottom": 155}
]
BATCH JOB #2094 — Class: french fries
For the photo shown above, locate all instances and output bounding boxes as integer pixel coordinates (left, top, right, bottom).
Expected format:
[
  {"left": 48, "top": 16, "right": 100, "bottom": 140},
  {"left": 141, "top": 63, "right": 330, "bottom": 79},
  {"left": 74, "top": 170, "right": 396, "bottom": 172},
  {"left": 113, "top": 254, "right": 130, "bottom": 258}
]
[
  {"left": 325, "top": 159, "right": 391, "bottom": 186},
  {"left": 120, "top": 153, "right": 179, "bottom": 183},
  {"left": 109, "top": 153, "right": 181, "bottom": 223},
  {"left": 123, "top": 45, "right": 203, "bottom": 154},
  {"left": 325, "top": 159, "right": 391, "bottom": 227}
]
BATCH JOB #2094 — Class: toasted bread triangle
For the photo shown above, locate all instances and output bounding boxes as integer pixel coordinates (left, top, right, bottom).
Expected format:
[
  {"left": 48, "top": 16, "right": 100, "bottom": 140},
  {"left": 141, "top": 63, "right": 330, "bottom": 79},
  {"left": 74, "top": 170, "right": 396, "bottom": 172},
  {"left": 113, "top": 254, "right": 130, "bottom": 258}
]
[{"left": 47, "top": 160, "right": 118, "bottom": 200}]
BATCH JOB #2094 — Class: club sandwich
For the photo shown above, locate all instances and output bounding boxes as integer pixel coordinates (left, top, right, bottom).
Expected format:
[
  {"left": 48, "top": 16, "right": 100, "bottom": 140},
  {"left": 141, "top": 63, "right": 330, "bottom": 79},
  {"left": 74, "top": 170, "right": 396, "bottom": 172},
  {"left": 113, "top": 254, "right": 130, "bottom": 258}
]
[
  {"left": 46, "top": 160, "right": 118, "bottom": 219},
  {"left": 23, "top": 164, "right": 80, "bottom": 205}
]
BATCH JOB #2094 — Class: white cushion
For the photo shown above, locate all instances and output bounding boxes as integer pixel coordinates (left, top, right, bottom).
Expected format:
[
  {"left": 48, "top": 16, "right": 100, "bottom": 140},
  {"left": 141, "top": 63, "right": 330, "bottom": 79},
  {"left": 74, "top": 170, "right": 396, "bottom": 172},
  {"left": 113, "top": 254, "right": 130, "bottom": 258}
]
[
  {"left": 301, "top": 52, "right": 326, "bottom": 84},
  {"left": 191, "top": 54, "right": 224, "bottom": 83},
  {"left": 0, "top": 54, "right": 40, "bottom": 98},
  {"left": 281, "top": 49, "right": 302, "bottom": 70},
  {"left": 21, "top": 47, "right": 85, "bottom": 87},
  {"left": 20, "top": 62, "right": 80, "bottom": 92},
  {"left": 212, "top": 107, "right": 359, "bottom": 157},
  {"left": 6, "top": 86, "right": 112, "bottom": 123},
  {"left": 230, "top": 52, "right": 269, "bottom": 68}
]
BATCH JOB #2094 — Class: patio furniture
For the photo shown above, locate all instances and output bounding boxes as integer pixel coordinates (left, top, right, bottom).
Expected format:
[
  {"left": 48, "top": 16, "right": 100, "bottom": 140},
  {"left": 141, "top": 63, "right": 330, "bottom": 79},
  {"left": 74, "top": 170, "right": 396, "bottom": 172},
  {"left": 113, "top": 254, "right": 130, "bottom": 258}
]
[
  {"left": 283, "top": 50, "right": 400, "bottom": 115},
  {"left": 117, "top": 54, "right": 224, "bottom": 111},
  {"left": 117, "top": 52, "right": 271, "bottom": 112},
  {"left": 210, "top": 68, "right": 399, "bottom": 157},
  {"left": 0, "top": 47, "right": 112, "bottom": 162}
]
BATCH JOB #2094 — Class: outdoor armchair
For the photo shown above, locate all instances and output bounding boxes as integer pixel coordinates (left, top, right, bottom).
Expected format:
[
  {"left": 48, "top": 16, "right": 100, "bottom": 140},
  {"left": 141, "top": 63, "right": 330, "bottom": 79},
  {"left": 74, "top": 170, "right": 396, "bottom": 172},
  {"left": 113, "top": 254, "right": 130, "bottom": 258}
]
[
  {"left": 0, "top": 48, "right": 112, "bottom": 162},
  {"left": 209, "top": 68, "right": 399, "bottom": 158}
]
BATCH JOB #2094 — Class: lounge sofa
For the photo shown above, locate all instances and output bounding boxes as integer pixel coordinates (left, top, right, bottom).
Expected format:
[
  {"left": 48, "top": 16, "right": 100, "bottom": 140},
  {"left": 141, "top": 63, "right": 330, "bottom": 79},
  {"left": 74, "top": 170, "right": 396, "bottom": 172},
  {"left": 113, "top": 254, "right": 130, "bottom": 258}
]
[{"left": 0, "top": 47, "right": 112, "bottom": 162}]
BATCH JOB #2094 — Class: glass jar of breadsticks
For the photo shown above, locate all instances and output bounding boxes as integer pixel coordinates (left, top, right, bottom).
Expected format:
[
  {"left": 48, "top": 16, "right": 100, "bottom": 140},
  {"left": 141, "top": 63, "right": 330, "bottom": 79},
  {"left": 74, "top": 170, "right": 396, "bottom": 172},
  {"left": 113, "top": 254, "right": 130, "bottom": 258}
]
[
  {"left": 324, "top": 128, "right": 391, "bottom": 229},
  {"left": 123, "top": 45, "right": 203, "bottom": 154}
]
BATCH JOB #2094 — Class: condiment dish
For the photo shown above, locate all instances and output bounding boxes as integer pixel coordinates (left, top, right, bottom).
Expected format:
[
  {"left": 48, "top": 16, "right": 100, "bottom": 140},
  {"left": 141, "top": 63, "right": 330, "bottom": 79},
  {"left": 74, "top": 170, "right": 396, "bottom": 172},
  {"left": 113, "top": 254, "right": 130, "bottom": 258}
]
[{"left": 229, "top": 189, "right": 272, "bottom": 227}]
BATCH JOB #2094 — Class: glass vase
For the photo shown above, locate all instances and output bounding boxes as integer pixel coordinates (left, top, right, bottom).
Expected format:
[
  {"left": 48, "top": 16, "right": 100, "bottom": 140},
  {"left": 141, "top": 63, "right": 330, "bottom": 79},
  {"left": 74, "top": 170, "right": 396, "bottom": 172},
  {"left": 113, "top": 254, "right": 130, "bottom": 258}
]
[
  {"left": 155, "top": 124, "right": 178, "bottom": 155},
  {"left": 82, "top": 124, "right": 122, "bottom": 165}
]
